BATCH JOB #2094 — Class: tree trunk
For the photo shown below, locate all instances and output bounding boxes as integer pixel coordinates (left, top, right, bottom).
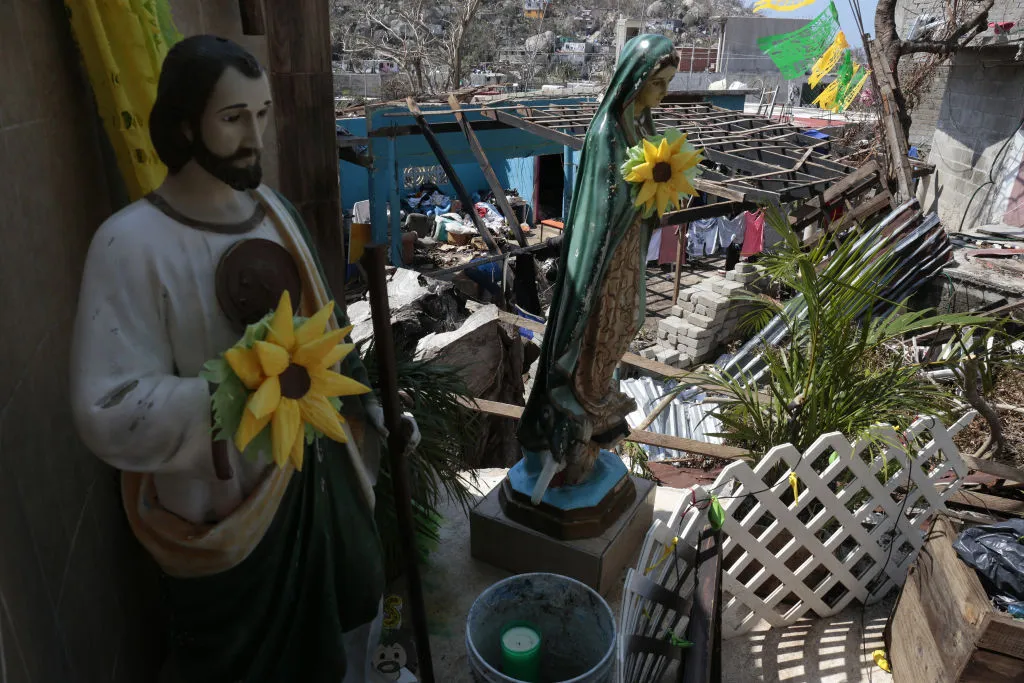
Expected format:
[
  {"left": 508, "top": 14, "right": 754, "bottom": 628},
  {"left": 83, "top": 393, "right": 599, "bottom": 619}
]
[{"left": 874, "top": 0, "right": 913, "bottom": 139}]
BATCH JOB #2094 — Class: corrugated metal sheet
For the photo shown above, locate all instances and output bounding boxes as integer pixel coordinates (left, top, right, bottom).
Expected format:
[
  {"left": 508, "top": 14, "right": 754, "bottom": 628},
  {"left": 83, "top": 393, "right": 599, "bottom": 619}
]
[{"left": 620, "top": 376, "right": 724, "bottom": 461}]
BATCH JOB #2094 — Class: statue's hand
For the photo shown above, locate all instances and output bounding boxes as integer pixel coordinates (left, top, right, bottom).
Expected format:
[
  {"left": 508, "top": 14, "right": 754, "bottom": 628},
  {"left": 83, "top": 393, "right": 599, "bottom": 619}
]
[{"left": 366, "top": 400, "right": 422, "bottom": 456}]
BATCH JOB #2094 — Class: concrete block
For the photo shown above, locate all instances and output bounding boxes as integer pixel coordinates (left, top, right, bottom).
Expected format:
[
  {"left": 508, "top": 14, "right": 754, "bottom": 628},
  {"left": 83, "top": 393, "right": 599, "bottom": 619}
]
[
  {"left": 666, "top": 332, "right": 678, "bottom": 345},
  {"left": 694, "top": 291, "right": 729, "bottom": 308},
  {"left": 695, "top": 304, "right": 708, "bottom": 317},
  {"left": 673, "top": 355, "right": 694, "bottom": 369},
  {"left": 641, "top": 347, "right": 657, "bottom": 359},
  {"left": 658, "top": 316, "right": 686, "bottom": 335},
  {"left": 735, "top": 263, "right": 756, "bottom": 274},
  {"left": 670, "top": 305, "right": 686, "bottom": 317},
  {"left": 678, "top": 336, "right": 713, "bottom": 354},
  {"left": 686, "top": 313, "right": 715, "bottom": 329},
  {"left": 655, "top": 348, "right": 680, "bottom": 365},
  {"left": 713, "top": 279, "right": 748, "bottom": 297},
  {"left": 706, "top": 305, "right": 731, "bottom": 321},
  {"left": 683, "top": 323, "right": 715, "bottom": 340},
  {"left": 657, "top": 328, "right": 669, "bottom": 340}
]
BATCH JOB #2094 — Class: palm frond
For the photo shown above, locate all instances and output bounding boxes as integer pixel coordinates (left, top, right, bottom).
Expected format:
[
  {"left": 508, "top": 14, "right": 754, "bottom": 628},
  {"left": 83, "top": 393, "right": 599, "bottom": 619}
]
[{"left": 362, "top": 343, "right": 482, "bottom": 577}]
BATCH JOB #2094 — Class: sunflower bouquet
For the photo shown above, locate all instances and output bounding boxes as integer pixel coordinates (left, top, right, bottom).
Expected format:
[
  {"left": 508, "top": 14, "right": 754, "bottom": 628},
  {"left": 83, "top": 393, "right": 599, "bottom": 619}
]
[
  {"left": 200, "top": 291, "right": 371, "bottom": 471},
  {"left": 621, "top": 128, "right": 704, "bottom": 218}
]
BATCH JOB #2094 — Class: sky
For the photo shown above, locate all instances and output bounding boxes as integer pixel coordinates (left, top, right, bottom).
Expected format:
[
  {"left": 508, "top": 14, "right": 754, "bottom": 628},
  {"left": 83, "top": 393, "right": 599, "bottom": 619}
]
[{"left": 756, "top": 0, "right": 879, "bottom": 47}]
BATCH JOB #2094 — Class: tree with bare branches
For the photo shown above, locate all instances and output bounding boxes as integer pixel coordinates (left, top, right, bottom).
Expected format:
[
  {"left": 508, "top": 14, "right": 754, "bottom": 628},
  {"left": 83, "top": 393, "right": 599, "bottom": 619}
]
[
  {"left": 331, "top": 0, "right": 486, "bottom": 96},
  {"left": 874, "top": 0, "right": 996, "bottom": 137}
]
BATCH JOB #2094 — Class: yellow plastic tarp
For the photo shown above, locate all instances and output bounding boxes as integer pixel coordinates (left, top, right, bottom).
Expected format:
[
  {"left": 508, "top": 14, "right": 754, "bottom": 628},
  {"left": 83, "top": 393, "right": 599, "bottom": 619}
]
[{"left": 66, "top": 0, "right": 182, "bottom": 201}]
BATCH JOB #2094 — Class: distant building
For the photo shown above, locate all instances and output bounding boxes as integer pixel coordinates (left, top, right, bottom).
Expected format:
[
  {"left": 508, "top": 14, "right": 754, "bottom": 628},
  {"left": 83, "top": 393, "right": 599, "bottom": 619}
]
[
  {"left": 715, "top": 16, "right": 810, "bottom": 75},
  {"left": 895, "top": 0, "right": 1024, "bottom": 230},
  {"left": 555, "top": 41, "right": 599, "bottom": 67},
  {"left": 524, "top": 0, "right": 551, "bottom": 19},
  {"left": 615, "top": 18, "right": 643, "bottom": 61}
]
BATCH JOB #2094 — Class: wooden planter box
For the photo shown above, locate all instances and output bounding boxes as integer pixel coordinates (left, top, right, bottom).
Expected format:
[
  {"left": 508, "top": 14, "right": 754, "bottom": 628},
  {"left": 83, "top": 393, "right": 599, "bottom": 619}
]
[{"left": 886, "top": 516, "right": 1024, "bottom": 683}]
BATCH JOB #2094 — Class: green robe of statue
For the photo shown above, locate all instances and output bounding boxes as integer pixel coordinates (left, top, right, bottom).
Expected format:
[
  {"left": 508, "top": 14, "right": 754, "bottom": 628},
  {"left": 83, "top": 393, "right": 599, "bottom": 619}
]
[{"left": 518, "top": 35, "right": 679, "bottom": 483}]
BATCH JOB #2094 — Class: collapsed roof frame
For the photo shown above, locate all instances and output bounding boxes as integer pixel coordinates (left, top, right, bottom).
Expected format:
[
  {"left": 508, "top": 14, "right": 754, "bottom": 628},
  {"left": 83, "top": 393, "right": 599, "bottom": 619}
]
[{"left": 349, "top": 100, "right": 887, "bottom": 231}]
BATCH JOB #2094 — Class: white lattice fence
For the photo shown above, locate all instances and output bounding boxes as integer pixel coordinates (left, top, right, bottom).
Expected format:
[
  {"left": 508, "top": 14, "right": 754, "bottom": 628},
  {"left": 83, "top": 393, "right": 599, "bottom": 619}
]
[
  {"left": 713, "top": 412, "right": 974, "bottom": 637},
  {"left": 619, "top": 413, "right": 976, "bottom": 677}
]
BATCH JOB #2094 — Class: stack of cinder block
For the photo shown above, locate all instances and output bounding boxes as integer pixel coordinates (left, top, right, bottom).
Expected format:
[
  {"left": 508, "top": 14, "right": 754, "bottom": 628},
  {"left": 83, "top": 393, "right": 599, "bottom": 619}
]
[{"left": 642, "top": 264, "right": 768, "bottom": 369}]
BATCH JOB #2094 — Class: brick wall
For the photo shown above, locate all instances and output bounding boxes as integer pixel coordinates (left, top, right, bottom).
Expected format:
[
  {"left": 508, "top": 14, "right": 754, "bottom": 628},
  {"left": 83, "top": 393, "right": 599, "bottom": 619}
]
[
  {"left": 918, "top": 46, "right": 1024, "bottom": 230},
  {"left": 894, "top": 0, "right": 1024, "bottom": 156}
]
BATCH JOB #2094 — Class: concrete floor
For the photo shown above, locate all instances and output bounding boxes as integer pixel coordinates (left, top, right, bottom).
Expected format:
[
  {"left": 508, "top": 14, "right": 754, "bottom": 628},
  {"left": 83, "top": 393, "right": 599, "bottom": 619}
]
[{"left": 416, "top": 469, "right": 895, "bottom": 683}]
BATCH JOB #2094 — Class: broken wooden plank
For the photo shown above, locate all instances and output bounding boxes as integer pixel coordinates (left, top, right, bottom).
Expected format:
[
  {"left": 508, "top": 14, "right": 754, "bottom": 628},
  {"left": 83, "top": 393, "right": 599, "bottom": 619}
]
[
  {"left": 661, "top": 201, "right": 754, "bottom": 226},
  {"left": 867, "top": 39, "right": 914, "bottom": 202},
  {"left": 456, "top": 396, "right": 753, "bottom": 461},
  {"left": 482, "top": 107, "right": 583, "bottom": 150},
  {"left": 449, "top": 95, "right": 528, "bottom": 248},
  {"left": 946, "top": 489, "right": 1024, "bottom": 517},
  {"left": 406, "top": 98, "right": 502, "bottom": 255},
  {"left": 803, "top": 192, "right": 892, "bottom": 246},
  {"left": 961, "top": 455, "right": 1024, "bottom": 485}
]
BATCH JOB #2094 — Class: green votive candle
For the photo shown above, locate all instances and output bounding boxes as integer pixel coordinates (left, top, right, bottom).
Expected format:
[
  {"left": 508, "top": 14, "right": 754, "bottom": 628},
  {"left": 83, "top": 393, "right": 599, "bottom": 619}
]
[{"left": 500, "top": 621, "right": 542, "bottom": 682}]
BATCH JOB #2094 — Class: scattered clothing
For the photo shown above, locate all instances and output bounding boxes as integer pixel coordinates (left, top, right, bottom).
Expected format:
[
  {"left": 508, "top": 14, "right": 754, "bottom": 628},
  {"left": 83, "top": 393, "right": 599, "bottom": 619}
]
[
  {"left": 741, "top": 210, "right": 765, "bottom": 257},
  {"left": 647, "top": 226, "right": 663, "bottom": 263},
  {"left": 687, "top": 216, "right": 744, "bottom": 258}
]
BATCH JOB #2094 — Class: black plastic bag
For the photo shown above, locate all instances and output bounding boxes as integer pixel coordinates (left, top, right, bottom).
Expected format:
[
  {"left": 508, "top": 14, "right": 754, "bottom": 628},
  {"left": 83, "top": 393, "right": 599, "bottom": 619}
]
[{"left": 953, "top": 518, "right": 1024, "bottom": 607}]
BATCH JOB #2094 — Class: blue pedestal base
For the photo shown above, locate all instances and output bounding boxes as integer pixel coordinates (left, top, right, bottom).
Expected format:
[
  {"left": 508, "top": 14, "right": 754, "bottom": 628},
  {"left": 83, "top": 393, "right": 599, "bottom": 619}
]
[
  {"left": 507, "top": 450, "right": 629, "bottom": 510},
  {"left": 499, "top": 450, "right": 636, "bottom": 540}
]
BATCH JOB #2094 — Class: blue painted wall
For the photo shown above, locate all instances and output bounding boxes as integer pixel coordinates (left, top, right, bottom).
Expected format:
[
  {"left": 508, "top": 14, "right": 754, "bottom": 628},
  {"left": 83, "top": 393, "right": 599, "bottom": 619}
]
[
  {"left": 338, "top": 93, "right": 736, "bottom": 263},
  {"left": 345, "top": 97, "right": 595, "bottom": 263}
]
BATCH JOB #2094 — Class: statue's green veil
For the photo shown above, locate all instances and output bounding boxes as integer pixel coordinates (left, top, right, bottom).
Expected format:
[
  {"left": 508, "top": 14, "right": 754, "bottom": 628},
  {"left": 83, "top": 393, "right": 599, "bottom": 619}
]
[{"left": 518, "top": 34, "right": 678, "bottom": 461}]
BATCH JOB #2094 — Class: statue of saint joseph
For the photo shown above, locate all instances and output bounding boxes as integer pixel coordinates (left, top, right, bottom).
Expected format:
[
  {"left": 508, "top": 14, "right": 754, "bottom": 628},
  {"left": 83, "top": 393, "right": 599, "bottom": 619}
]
[{"left": 70, "top": 35, "right": 410, "bottom": 683}]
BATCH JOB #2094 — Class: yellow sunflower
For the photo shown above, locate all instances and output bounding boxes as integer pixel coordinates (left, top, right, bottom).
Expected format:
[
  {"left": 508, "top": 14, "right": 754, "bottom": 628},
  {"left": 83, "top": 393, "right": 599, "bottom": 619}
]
[
  {"left": 224, "top": 291, "right": 370, "bottom": 470},
  {"left": 625, "top": 134, "right": 703, "bottom": 217}
]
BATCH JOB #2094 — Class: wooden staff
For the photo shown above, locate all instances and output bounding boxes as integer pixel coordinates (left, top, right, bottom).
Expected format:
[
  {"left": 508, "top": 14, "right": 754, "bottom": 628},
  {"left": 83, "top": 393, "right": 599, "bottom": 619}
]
[{"left": 362, "top": 244, "right": 436, "bottom": 683}]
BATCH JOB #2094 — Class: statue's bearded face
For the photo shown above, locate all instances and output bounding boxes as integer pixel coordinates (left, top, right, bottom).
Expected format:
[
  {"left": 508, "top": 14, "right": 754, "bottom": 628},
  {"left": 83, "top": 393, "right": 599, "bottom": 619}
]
[
  {"left": 637, "top": 65, "right": 677, "bottom": 111},
  {"left": 191, "top": 66, "right": 273, "bottom": 190}
]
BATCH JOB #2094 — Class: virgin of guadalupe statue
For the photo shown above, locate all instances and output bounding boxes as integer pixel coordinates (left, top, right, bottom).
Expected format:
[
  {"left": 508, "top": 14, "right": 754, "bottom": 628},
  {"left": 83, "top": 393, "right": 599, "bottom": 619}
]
[{"left": 518, "top": 35, "right": 681, "bottom": 496}]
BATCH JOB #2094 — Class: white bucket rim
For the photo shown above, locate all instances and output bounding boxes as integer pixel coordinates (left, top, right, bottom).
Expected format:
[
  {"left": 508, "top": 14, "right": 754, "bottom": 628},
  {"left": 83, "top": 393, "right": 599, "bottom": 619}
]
[{"left": 465, "top": 572, "right": 617, "bottom": 683}]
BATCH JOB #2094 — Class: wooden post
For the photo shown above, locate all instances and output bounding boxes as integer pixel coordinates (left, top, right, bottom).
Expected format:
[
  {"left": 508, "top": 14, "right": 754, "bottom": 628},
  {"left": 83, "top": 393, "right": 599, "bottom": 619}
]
[
  {"left": 362, "top": 245, "right": 437, "bottom": 683},
  {"left": 866, "top": 39, "right": 913, "bottom": 203},
  {"left": 264, "top": 0, "right": 346, "bottom": 303},
  {"left": 405, "top": 98, "right": 503, "bottom": 254},
  {"left": 448, "top": 95, "right": 528, "bottom": 247},
  {"left": 679, "top": 526, "right": 723, "bottom": 683},
  {"left": 238, "top": 0, "right": 266, "bottom": 35},
  {"left": 671, "top": 196, "right": 694, "bottom": 306}
]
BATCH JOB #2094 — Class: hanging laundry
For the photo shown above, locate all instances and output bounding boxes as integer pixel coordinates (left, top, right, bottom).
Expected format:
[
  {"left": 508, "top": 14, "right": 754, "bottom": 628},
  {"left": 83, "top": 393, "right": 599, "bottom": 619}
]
[
  {"left": 741, "top": 211, "right": 766, "bottom": 257},
  {"left": 659, "top": 224, "right": 681, "bottom": 265},
  {"left": 688, "top": 218, "right": 718, "bottom": 258},
  {"left": 719, "top": 214, "right": 745, "bottom": 249},
  {"left": 647, "top": 226, "right": 663, "bottom": 263}
]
